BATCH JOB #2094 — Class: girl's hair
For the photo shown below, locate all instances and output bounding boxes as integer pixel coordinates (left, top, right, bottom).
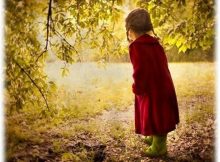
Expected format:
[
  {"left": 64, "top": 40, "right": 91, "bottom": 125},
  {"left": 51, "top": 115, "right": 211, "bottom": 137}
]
[{"left": 125, "top": 8, "right": 153, "bottom": 34}]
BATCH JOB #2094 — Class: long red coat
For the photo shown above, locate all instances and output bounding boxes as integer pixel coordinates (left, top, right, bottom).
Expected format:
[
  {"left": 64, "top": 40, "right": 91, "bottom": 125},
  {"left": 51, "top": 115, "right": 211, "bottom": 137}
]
[{"left": 129, "top": 34, "right": 179, "bottom": 136}]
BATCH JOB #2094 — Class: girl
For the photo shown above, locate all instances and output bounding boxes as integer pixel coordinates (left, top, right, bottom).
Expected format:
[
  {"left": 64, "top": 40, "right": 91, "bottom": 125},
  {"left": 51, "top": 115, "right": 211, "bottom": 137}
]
[{"left": 125, "top": 8, "right": 180, "bottom": 157}]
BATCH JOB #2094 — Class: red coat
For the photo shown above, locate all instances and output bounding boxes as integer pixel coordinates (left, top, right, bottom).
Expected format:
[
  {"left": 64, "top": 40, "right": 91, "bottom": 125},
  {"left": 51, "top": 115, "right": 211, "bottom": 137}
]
[{"left": 129, "top": 34, "right": 179, "bottom": 136}]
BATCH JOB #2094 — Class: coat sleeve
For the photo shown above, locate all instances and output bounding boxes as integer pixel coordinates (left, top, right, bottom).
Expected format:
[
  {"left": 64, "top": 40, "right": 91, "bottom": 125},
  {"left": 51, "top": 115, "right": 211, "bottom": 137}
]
[{"left": 129, "top": 43, "right": 150, "bottom": 95}]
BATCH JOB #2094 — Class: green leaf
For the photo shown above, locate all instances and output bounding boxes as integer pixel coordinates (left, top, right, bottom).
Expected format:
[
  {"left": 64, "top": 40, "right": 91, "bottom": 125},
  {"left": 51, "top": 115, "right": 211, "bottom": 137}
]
[
  {"left": 61, "top": 67, "right": 70, "bottom": 77},
  {"left": 178, "top": 45, "right": 187, "bottom": 53}
]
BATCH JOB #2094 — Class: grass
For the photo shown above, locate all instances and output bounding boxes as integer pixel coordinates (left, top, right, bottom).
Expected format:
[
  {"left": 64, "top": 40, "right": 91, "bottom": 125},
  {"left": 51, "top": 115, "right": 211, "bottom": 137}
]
[
  {"left": 6, "top": 62, "right": 215, "bottom": 160},
  {"left": 109, "top": 120, "right": 126, "bottom": 140},
  {"left": 185, "top": 101, "right": 214, "bottom": 124},
  {"left": 169, "top": 62, "right": 215, "bottom": 98}
]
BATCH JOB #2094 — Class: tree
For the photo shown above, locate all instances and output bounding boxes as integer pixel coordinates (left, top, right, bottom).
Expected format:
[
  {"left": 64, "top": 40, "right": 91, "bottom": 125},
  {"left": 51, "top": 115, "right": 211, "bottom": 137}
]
[
  {"left": 5, "top": 0, "right": 125, "bottom": 112},
  {"left": 136, "top": 0, "right": 215, "bottom": 53},
  {"left": 5, "top": 0, "right": 214, "bottom": 112},
  {"left": 5, "top": 0, "right": 50, "bottom": 112}
]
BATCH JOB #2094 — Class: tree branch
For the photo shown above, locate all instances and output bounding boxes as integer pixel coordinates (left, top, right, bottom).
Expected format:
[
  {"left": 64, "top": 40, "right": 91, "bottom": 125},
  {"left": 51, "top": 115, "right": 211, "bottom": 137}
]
[
  {"left": 13, "top": 58, "right": 49, "bottom": 110},
  {"left": 35, "top": 49, "right": 47, "bottom": 62},
  {"left": 35, "top": 0, "right": 52, "bottom": 62},
  {"left": 49, "top": 23, "right": 82, "bottom": 62}
]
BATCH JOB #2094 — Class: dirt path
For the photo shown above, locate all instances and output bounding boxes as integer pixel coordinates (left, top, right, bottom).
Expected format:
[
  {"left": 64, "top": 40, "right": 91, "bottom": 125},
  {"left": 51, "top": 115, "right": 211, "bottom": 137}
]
[
  {"left": 92, "top": 100, "right": 215, "bottom": 162},
  {"left": 97, "top": 106, "right": 134, "bottom": 122},
  {"left": 7, "top": 96, "right": 215, "bottom": 162}
]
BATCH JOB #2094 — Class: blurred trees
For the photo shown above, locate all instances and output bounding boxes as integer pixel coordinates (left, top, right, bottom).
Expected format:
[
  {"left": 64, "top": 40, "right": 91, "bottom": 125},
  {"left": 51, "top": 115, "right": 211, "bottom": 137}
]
[{"left": 137, "top": 0, "right": 215, "bottom": 53}]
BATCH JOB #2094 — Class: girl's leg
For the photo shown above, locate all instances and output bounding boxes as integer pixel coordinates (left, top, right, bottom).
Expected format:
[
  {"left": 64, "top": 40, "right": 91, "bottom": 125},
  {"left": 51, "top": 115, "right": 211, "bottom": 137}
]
[
  {"left": 143, "top": 136, "right": 153, "bottom": 145},
  {"left": 142, "top": 134, "right": 167, "bottom": 157}
]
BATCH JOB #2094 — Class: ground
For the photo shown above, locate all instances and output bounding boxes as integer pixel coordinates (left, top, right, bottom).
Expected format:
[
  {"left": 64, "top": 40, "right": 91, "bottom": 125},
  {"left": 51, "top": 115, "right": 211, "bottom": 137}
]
[{"left": 6, "top": 62, "right": 215, "bottom": 162}]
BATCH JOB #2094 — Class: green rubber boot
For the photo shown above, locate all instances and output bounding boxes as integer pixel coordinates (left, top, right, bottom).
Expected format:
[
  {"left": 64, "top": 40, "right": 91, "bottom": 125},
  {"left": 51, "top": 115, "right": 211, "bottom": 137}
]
[
  {"left": 143, "top": 136, "right": 153, "bottom": 145},
  {"left": 142, "top": 134, "right": 167, "bottom": 157}
]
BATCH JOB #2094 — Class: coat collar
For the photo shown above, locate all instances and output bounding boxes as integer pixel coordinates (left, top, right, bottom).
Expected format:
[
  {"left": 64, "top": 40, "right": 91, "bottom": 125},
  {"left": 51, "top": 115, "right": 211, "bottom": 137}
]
[{"left": 129, "top": 34, "right": 159, "bottom": 48}]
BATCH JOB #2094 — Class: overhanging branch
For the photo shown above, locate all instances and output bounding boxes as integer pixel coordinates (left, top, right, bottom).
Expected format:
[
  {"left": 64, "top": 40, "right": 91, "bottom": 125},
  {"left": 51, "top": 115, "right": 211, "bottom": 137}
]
[
  {"left": 36, "top": 0, "right": 52, "bottom": 62},
  {"left": 13, "top": 58, "right": 49, "bottom": 110}
]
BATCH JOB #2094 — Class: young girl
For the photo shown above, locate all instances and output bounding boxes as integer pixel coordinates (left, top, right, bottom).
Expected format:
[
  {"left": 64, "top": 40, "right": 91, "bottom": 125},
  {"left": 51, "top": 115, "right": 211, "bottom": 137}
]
[{"left": 125, "top": 8, "right": 180, "bottom": 157}]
